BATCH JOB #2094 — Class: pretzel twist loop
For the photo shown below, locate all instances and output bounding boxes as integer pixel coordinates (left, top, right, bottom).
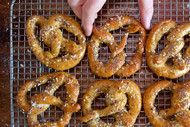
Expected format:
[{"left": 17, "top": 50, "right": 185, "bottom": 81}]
[
  {"left": 146, "top": 20, "right": 190, "bottom": 79},
  {"left": 17, "top": 72, "right": 80, "bottom": 127},
  {"left": 88, "top": 15, "right": 146, "bottom": 78},
  {"left": 26, "top": 14, "right": 86, "bottom": 70},
  {"left": 80, "top": 79, "right": 141, "bottom": 127},
  {"left": 143, "top": 80, "right": 190, "bottom": 127}
]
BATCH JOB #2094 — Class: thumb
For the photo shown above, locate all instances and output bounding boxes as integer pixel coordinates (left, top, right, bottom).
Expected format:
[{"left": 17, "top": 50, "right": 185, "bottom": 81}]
[{"left": 138, "top": 0, "right": 153, "bottom": 30}]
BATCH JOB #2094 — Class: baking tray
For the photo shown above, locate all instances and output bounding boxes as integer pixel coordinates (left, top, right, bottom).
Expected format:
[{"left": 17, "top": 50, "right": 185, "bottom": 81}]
[{"left": 10, "top": 0, "right": 190, "bottom": 126}]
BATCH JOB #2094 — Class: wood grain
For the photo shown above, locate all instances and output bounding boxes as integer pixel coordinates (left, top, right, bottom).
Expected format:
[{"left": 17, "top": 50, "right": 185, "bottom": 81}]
[{"left": 0, "top": 0, "right": 12, "bottom": 126}]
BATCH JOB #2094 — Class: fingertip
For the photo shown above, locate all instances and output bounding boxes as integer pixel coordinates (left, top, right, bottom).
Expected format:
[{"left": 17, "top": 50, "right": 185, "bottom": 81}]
[
  {"left": 85, "top": 32, "right": 91, "bottom": 36},
  {"left": 86, "top": 33, "right": 91, "bottom": 36},
  {"left": 82, "top": 24, "right": 93, "bottom": 36},
  {"left": 143, "top": 20, "right": 151, "bottom": 30},
  {"left": 141, "top": 12, "right": 153, "bottom": 30},
  {"left": 146, "top": 25, "right": 151, "bottom": 30},
  {"left": 82, "top": 20, "right": 94, "bottom": 36},
  {"left": 139, "top": 9, "right": 153, "bottom": 30}
]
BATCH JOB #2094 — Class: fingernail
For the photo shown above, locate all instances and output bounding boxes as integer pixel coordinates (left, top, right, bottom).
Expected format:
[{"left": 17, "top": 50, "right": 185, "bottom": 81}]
[
  {"left": 146, "top": 23, "right": 151, "bottom": 30},
  {"left": 95, "top": 14, "right": 98, "bottom": 19},
  {"left": 144, "top": 19, "right": 151, "bottom": 30},
  {"left": 85, "top": 31, "right": 91, "bottom": 36}
]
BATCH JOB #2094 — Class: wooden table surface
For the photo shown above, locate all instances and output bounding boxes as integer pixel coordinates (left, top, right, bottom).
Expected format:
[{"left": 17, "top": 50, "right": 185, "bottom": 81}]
[{"left": 0, "top": 0, "right": 12, "bottom": 126}]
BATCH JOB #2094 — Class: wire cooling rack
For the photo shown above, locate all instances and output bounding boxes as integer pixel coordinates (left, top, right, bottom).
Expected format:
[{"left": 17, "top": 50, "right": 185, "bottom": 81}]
[{"left": 10, "top": 0, "right": 190, "bottom": 126}]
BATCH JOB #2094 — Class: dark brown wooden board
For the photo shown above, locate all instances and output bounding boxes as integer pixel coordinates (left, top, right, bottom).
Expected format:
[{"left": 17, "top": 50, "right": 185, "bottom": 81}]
[{"left": 0, "top": 0, "right": 12, "bottom": 126}]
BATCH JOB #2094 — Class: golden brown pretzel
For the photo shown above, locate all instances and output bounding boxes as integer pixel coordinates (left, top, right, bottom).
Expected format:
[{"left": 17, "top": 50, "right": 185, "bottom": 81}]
[
  {"left": 143, "top": 80, "right": 190, "bottom": 127},
  {"left": 17, "top": 72, "right": 80, "bottom": 127},
  {"left": 88, "top": 15, "right": 146, "bottom": 78},
  {"left": 26, "top": 14, "right": 86, "bottom": 70},
  {"left": 80, "top": 79, "right": 141, "bottom": 127},
  {"left": 146, "top": 20, "right": 190, "bottom": 79}
]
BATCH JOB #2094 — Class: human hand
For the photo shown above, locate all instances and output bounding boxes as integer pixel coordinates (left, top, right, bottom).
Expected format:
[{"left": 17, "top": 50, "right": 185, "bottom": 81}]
[
  {"left": 68, "top": 0, "right": 153, "bottom": 36},
  {"left": 68, "top": 0, "right": 106, "bottom": 36}
]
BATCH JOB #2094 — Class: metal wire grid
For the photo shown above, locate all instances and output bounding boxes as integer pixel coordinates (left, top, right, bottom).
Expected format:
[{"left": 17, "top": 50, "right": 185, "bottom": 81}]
[{"left": 10, "top": 0, "right": 190, "bottom": 126}]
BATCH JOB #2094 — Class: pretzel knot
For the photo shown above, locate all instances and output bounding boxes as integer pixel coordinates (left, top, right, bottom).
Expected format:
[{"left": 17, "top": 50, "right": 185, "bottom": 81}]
[
  {"left": 143, "top": 80, "right": 190, "bottom": 127},
  {"left": 17, "top": 72, "right": 81, "bottom": 127},
  {"left": 88, "top": 15, "right": 146, "bottom": 78},
  {"left": 146, "top": 20, "right": 190, "bottom": 79},
  {"left": 80, "top": 79, "right": 141, "bottom": 127},
  {"left": 26, "top": 14, "right": 86, "bottom": 70}
]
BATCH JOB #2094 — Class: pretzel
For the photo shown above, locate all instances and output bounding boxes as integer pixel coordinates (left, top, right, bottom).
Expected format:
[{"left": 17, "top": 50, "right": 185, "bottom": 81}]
[
  {"left": 143, "top": 80, "right": 190, "bottom": 127},
  {"left": 17, "top": 72, "right": 81, "bottom": 127},
  {"left": 146, "top": 20, "right": 190, "bottom": 79},
  {"left": 88, "top": 15, "right": 146, "bottom": 77},
  {"left": 80, "top": 79, "right": 141, "bottom": 127},
  {"left": 26, "top": 14, "right": 86, "bottom": 70}
]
